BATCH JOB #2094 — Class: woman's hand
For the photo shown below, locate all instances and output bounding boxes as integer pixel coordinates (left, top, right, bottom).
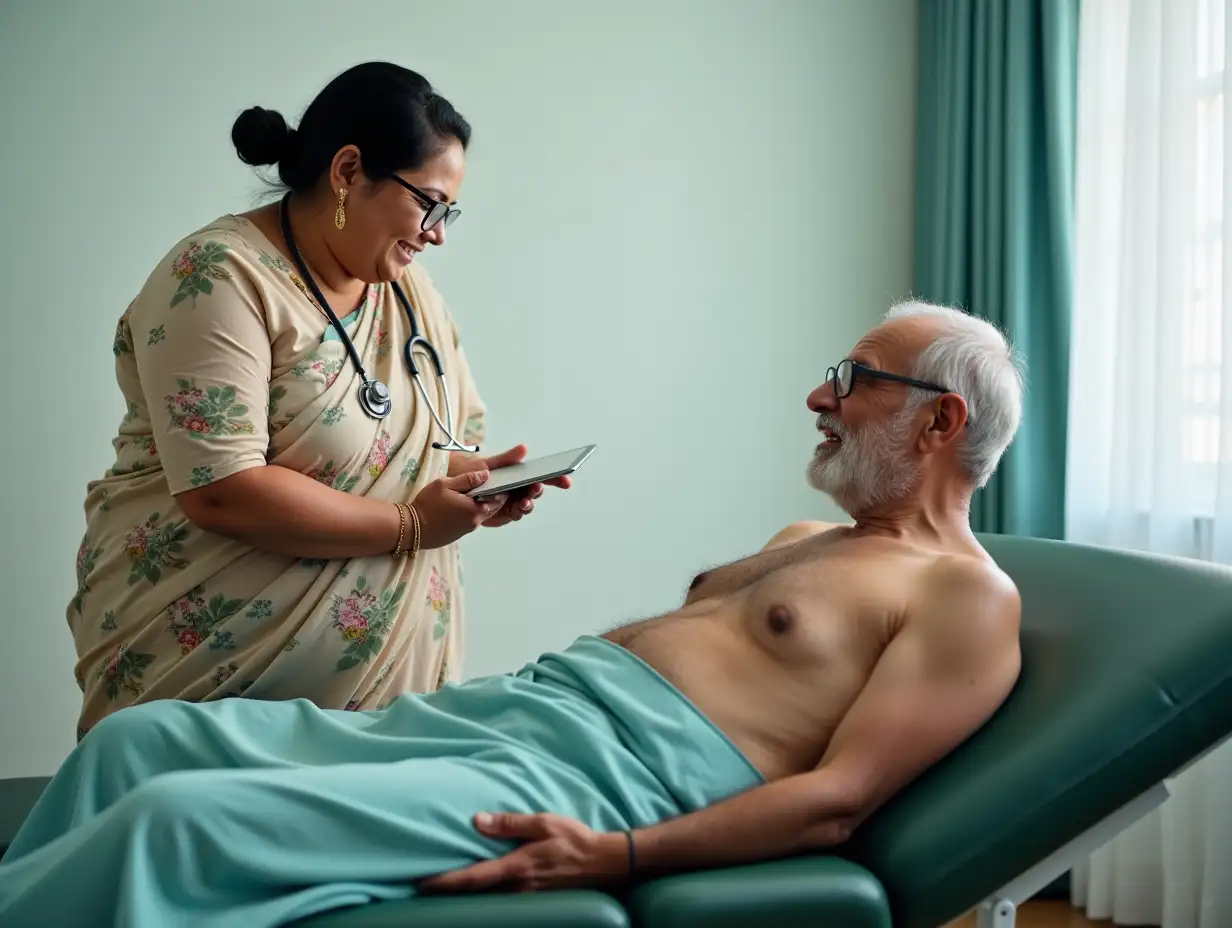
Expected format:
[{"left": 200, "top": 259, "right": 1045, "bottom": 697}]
[
  {"left": 412, "top": 471, "right": 508, "bottom": 549},
  {"left": 447, "top": 445, "right": 571, "bottom": 528}
]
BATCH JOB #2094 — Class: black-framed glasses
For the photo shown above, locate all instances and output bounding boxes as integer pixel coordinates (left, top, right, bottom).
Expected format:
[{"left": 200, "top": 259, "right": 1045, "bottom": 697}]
[
  {"left": 388, "top": 175, "right": 461, "bottom": 232},
  {"left": 827, "top": 359, "right": 951, "bottom": 399}
]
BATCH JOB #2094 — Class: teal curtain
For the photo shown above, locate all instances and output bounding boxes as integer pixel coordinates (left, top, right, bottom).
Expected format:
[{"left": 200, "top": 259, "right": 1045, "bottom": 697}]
[{"left": 915, "top": 0, "right": 1079, "bottom": 538}]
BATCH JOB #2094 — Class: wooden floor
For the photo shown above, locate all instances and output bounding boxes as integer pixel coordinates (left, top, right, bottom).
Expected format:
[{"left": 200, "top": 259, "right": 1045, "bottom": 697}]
[{"left": 946, "top": 900, "right": 1130, "bottom": 927}]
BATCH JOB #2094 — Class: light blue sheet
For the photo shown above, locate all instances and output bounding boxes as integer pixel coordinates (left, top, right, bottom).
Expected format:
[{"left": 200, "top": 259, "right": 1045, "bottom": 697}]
[{"left": 0, "top": 635, "right": 763, "bottom": 928}]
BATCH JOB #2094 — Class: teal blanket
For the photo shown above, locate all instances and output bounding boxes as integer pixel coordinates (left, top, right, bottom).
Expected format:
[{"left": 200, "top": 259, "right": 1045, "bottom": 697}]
[{"left": 0, "top": 636, "right": 763, "bottom": 927}]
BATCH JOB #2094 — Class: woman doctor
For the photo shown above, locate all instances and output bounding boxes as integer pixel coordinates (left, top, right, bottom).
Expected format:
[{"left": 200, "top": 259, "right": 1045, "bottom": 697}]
[{"left": 67, "top": 61, "right": 566, "bottom": 739}]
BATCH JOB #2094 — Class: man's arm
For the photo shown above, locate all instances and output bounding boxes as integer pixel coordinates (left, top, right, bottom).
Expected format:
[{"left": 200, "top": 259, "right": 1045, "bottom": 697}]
[
  {"left": 683, "top": 520, "right": 843, "bottom": 605},
  {"left": 634, "top": 557, "right": 1021, "bottom": 875}
]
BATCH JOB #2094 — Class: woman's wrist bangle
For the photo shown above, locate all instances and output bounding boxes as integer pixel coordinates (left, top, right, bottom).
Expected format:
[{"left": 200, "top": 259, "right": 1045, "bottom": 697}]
[
  {"left": 392, "top": 502, "right": 409, "bottom": 556},
  {"left": 409, "top": 503, "right": 421, "bottom": 559}
]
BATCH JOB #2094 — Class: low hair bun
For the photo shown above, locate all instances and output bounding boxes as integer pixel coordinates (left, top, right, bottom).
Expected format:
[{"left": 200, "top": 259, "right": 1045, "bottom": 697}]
[
  {"left": 230, "top": 63, "right": 471, "bottom": 195},
  {"left": 231, "top": 106, "right": 295, "bottom": 167}
]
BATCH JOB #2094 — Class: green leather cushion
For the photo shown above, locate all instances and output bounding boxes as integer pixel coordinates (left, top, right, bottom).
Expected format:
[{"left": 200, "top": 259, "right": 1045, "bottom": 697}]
[
  {"left": 627, "top": 857, "right": 890, "bottom": 928},
  {"left": 0, "top": 777, "right": 50, "bottom": 862},
  {"left": 291, "top": 891, "right": 630, "bottom": 928}
]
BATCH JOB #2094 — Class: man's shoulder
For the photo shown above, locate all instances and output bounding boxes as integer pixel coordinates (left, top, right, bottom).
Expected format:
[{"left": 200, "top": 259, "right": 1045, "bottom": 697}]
[
  {"left": 910, "top": 551, "right": 1022, "bottom": 637},
  {"left": 762, "top": 519, "right": 849, "bottom": 551}
]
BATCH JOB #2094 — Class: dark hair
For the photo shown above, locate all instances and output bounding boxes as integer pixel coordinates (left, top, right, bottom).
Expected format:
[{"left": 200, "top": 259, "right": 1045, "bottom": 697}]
[{"left": 231, "top": 62, "right": 471, "bottom": 193}]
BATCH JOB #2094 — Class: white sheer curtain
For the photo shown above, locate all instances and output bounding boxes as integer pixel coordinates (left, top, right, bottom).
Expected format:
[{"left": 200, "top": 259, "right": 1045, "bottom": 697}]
[{"left": 1066, "top": 0, "right": 1232, "bottom": 926}]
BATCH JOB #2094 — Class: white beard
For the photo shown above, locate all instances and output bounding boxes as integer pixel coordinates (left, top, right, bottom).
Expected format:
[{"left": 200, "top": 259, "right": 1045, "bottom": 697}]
[{"left": 807, "top": 408, "right": 922, "bottom": 515}]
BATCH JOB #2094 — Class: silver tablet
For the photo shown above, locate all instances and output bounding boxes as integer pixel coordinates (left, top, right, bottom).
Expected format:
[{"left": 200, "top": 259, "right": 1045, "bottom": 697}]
[{"left": 467, "top": 444, "right": 597, "bottom": 499}]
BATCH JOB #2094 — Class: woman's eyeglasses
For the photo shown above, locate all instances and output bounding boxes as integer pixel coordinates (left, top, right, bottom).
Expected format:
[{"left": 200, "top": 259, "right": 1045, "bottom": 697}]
[{"left": 388, "top": 175, "right": 461, "bottom": 232}]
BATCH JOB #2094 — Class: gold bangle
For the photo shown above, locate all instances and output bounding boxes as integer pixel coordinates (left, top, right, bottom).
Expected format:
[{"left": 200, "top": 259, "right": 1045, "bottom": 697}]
[
  {"left": 393, "top": 502, "right": 408, "bottom": 556},
  {"left": 409, "top": 503, "right": 421, "bottom": 560}
]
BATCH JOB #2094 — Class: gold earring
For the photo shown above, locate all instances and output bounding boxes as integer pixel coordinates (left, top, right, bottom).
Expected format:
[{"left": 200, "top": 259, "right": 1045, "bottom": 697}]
[{"left": 334, "top": 188, "right": 347, "bottom": 230}]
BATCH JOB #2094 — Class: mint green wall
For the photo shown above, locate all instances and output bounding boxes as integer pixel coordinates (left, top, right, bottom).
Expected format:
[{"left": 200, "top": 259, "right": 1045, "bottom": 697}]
[{"left": 0, "top": 0, "right": 916, "bottom": 777}]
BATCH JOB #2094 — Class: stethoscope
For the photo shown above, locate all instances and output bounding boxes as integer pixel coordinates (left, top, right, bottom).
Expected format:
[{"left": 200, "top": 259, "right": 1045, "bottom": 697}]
[{"left": 278, "top": 194, "right": 478, "bottom": 453}]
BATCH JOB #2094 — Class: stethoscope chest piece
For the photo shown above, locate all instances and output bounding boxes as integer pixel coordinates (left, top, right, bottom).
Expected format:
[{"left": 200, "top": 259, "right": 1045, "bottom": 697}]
[{"left": 359, "top": 380, "right": 393, "bottom": 419}]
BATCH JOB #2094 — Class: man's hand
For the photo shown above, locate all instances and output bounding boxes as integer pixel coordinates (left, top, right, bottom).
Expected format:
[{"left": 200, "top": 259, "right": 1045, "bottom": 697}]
[
  {"left": 418, "top": 813, "right": 629, "bottom": 894},
  {"left": 447, "top": 445, "right": 572, "bottom": 528}
]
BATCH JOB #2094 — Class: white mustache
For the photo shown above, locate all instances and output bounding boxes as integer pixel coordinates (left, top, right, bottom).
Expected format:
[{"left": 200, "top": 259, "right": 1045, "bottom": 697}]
[{"left": 815, "top": 414, "right": 847, "bottom": 438}]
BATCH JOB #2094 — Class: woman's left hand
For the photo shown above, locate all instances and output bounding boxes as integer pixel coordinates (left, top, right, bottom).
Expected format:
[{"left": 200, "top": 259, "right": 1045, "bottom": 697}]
[{"left": 447, "top": 445, "right": 570, "bottom": 528}]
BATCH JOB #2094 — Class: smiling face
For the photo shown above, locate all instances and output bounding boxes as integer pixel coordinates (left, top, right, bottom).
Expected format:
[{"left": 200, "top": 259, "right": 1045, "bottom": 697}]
[
  {"left": 329, "top": 138, "right": 466, "bottom": 283},
  {"left": 805, "top": 320, "right": 933, "bottom": 514}
]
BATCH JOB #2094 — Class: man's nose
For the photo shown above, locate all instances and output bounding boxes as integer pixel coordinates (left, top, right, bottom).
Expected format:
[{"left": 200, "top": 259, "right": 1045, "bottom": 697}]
[{"left": 807, "top": 380, "right": 838, "bottom": 413}]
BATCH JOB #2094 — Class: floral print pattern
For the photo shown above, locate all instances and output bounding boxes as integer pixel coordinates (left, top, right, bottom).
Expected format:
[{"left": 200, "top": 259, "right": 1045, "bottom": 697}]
[
  {"left": 374, "top": 315, "right": 393, "bottom": 359},
  {"left": 329, "top": 575, "right": 406, "bottom": 671},
  {"left": 113, "top": 317, "right": 133, "bottom": 357},
  {"left": 165, "top": 378, "right": 256, "bottom": 440},
  {"left": 258, "top": 251, "right": 291, "bottom": 274},
  {"left": 428, "top": 567, "right": 451, "bottom": 640},
  {"left": 307, "top": 460, "right": 360, "bottom": 493},
  {"left": 402, "top": 456, "right": 421, "bottom": 484},
  {"left": 268, "top": 385, "right": 288, "bottom": 419},
  {"left": 367, "top": 431, "right": 392, "bottom": 478},
  {"left": 124, "top": 512, "right": 189, "bottom": 586},
  {"left": 97, "top": 645, "right": 155, "bottom": 701},
  {"left": 170, "top": 241, "right": 232, "bottom": 308},
  {"left": 148, "top": 325, "right": 166, "bottom": 346},
  {"left": 73, "top": 536, "right": 104, "bottom": 613},
  {"left": 211, "top": 663, "right": 239, "bottom": 687},
  {"left": 292, "top": 351, "right": 343, "bottom": 388},
  {"left": 106, "top": 434, "right": 159, "bottom": 478},
  {"left": 258, "top": 249, "right": 315, "bottom": 305},
  {"left": 245, "top": 599, "right": 273, "bottom": 621},
  {"left": 166, "top": 587, "right": 245, "bottom": 654}
]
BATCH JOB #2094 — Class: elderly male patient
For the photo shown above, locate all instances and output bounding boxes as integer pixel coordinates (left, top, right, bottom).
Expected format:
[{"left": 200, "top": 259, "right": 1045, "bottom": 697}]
[{"left": 0, "top": 301, "right": 1025, "bottom": 927}]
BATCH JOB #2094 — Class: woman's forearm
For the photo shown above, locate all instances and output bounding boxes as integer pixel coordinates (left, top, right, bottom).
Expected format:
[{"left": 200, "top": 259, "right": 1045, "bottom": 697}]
[{"left": 176, "top": 464, "right": 405, "bottom": 560}]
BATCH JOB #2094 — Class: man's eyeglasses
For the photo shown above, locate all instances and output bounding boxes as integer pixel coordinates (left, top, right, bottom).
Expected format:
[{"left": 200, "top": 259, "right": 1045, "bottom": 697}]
[
  {"left": 388, "top": 175, "right": 461, "bottom": 232},
  {"left": 826, "top": 358, "right": 951, "bottom": 399}
]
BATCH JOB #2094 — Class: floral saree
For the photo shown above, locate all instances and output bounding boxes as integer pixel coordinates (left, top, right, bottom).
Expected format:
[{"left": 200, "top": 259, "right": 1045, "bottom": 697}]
[{"left": 68, "top": 214, "right": 486, "bottom": 737}]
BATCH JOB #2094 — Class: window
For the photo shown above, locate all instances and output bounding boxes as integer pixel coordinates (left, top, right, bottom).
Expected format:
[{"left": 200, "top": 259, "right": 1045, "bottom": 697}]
[
  {"left": 1182, "top": 1, "right": 1222, "bottom": 470},
  {"left": 1183, "top": 0, "right": 1225, "bottom": 508}
]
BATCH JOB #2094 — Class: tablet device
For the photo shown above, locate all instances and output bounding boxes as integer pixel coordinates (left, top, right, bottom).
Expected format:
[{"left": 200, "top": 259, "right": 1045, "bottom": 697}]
[{"left": 468, "top": 445, "right": 597, "bottom": 500}]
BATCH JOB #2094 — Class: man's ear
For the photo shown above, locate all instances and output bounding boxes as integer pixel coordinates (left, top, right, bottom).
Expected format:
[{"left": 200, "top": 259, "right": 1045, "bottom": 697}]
[{"left": 918, "top": 393, "right": 968, "bottom": 454}]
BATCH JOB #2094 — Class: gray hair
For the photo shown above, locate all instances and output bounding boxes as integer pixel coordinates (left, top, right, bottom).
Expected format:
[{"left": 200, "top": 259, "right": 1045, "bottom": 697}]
[{"left": 884, "top": 300, "right": 1025, "bottom": 488}]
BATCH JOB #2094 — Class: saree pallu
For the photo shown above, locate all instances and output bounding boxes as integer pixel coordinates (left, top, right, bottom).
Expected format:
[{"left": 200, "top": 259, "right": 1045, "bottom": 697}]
[{"left": 67, "top": 214, "right": 487, "bottom": 737}]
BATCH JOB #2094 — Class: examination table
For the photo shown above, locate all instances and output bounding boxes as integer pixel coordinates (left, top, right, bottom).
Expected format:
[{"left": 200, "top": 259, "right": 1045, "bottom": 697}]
[{"left": 3, "top": 533, "right": 1230, "bottom": 927}]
